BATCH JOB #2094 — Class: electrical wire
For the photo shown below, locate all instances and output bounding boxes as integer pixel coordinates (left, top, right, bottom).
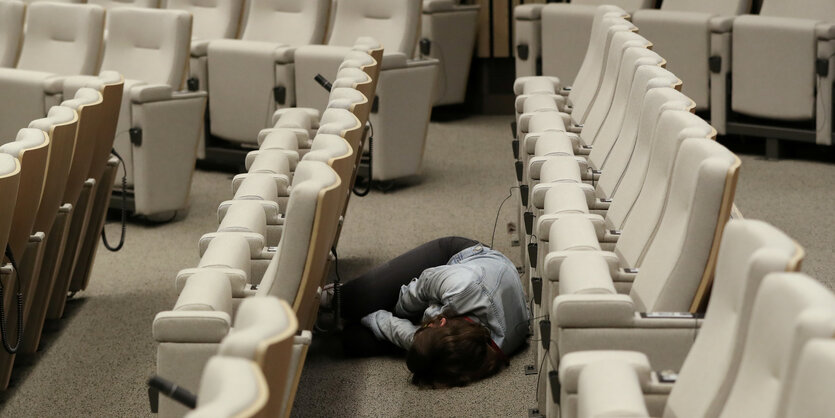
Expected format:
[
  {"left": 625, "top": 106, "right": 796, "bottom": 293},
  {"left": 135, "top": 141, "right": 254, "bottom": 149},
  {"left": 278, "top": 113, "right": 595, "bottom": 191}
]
[
  {"left": 490, "top": 186, "right": 518, "bottom": 249},
  {"left": 102, "top": 149, "right": 127, "bottom": 252},
  {"left": 1, "top": 245, "right": 23, "bottom": 354}
]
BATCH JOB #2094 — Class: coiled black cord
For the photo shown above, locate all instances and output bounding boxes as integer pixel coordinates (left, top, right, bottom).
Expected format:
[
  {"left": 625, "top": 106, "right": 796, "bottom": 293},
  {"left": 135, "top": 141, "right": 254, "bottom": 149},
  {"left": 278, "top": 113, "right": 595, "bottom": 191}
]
[
  {"left": 102, "top": 149, "right": 127, "bottom": 252},
  {"left": 1, "top": 245, "right": 24, "bottom": 354},
  {"left": 331, "top": 246, "right": 343, "bottom": 332},
  {"left": 353, "top": 121, "right": 374, "bottom": 197}
]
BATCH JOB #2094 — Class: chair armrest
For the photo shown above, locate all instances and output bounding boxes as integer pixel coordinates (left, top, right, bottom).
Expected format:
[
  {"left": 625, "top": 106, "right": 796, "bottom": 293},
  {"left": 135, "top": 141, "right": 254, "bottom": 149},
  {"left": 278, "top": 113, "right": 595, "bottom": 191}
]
[
  {"left": 514, "top": 76, "right": 561, "bottom": 96},
  {"left": 549, "top": 215, "right": 603, "bottom": 252},
  {"left": 538, "top": 212, "right": 604, "bottom": 242},
  {"left": 816, "top": 22, "right": 835, "bottom": 40},
  {"left": 43, "top": 75, "right": 65, "bottom": 94},
  {"left": 577, "top": 360, "right": 651, "bottom": 418},
  {"left": 560, "top": 350, "right": 651, "bottom": 393},
  {"left": 176, "top": 267, "right": 248, "bottom": 297},
  {"left": 515, "top": 4, "right": 544, "bottom": 21},
  {"left": 422, "top": 0, "right": 455, "bottom": 13},
  {"left": 152, "top": 311, "right": 231, "bottom": 343},
  {"left": 274, "top": 45, "right": 296, "bottom": 64},
  {"left": 130, "top": 84, "right": 173, "bottom": 103},
  {"left": 273, "top": 107, "right": 320, "bottom": 127},
  {"left": 552, "top": 294, "right": 635, "bottom": 327},
  {"left": 543, "top": 250, "right": 619, "bottom": 282},
  {"left": 191, "top": 39, "right": 209, "bottom": 58},
  {"left": 558, "top": 252, "right": 617, "bottom": 295},
  {"left": 710, "top": 16, "right": 735, "bottom": 33}
]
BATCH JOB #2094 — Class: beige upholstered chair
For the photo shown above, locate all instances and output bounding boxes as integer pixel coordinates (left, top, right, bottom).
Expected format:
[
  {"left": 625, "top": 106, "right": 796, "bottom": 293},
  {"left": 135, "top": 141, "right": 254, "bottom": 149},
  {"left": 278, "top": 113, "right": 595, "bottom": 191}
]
[
  {"left": 781, "top": 339, "right": 835, "bottom": 418},
  {"left": 165, "top": 0, "right": 246, "bottom": 94},
  {"left": 23, "top": 88, "right": 105, "bottom": 354},
  {"left": 101, "top": 8, "right": 207, "bottom": 217},
  {"left": 206, "top": 0, "right": 331, "bottom": 144},
  {"left": 421, "top": 0, "right": 479, "bottom": 106},
  {"left": 555, "top": 219, "right": 803, "bottom": 418},
  {"left": 632, "top": 0, "right": 751, "bottom": 112},
  {"left": 183, "top": 357, "right": 269, "bottom": 418},
  {"left": 724, "top": 0, "right": 835, "bottom": 147},
  {"left": 0, "top": 2, "right": 104, "bottom": 140},
  {"left": 0, "top": 1, "right": 25, "bottom": 68},
  {"left": 0, "top": 154, "right": 20, "bottom": 263},
  {"left": 88, "top": 0, "right": 160, "bottom": 8}
]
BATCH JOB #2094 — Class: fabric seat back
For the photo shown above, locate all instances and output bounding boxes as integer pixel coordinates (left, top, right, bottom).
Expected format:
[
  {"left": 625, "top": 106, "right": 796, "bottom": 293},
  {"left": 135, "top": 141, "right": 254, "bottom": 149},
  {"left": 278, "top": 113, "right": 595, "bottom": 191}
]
[
  {"left": 782, "top": 339, "right": 835, "bottom": 418},
  {"left": 60, "top": 88, "right": 104, "bottom": 206},
  {"left": 627, "top": 138, "right": 740, "bottom": 313},
  {"left": 718, "top": 272, "right": 835, "bottom": 417},
  {"left": 665, "top": 220, "right": 803, "bottom": 418},
  {"left": 239, "top": 0, "right": 329, "bottom": 45},
  {"left": 88, "top": 0, "right": 160, "bottom": 8},
  {"left": 0, "top": 1, "right": 25, "bottom": 68},
  {"left": 184, "top": 356, "right": 268, "bottom": 418},
  {"left": 16, "top": 3, "right": 105, "bottom": 75},
  {"left": 326, "top": 0, "right": 421, "bottom": 55},
  {"left": 101, "top": 8, "right": 192, "bottom": 88},
  {"left": 166, "top": 0, "right": 245, "bottom": 41}
]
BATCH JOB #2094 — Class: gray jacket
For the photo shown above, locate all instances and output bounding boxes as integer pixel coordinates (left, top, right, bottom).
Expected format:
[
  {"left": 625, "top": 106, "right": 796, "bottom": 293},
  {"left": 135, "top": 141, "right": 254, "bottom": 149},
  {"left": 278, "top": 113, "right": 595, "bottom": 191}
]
[{"left": 360, "top": 244, "right": 529, "bottom": 353}]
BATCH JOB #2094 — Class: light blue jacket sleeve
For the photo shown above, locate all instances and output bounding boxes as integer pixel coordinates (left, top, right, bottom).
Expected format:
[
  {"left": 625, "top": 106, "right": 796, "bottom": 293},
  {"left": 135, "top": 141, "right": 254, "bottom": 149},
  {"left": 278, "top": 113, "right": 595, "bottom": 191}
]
[
  {"left": 360, "top": 310, "right": 420, "bottom": 350},
  {"left": 394, "top": 267, "right": 479, "bottom": 318}
]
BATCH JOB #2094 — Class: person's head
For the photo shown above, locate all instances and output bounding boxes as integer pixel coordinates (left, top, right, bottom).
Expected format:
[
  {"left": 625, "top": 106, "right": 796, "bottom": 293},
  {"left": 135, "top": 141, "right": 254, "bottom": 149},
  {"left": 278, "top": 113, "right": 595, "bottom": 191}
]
[{"left": 406, "top": 314, "right": 508, "bottom": 388}]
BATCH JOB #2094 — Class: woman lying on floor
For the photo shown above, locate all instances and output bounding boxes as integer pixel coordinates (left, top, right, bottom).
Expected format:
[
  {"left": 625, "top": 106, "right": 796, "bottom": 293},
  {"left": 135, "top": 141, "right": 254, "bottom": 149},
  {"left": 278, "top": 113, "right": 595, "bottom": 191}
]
[{"left": 322, "top": 236, "right": 530, "bottom": 387}]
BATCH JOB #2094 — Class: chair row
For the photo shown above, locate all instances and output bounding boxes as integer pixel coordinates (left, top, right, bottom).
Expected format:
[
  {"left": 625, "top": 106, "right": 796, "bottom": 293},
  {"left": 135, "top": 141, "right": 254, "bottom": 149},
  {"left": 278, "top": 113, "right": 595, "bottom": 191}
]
[
  {"left": 0, "top": 2, "right": 205, "bottom": 218},
  {"left": 509, "top": 7, "right": 833, "bottom": 416},
  {"left": 515, "top": 0, "right": 835, "bottom": 150},
  {"left": 151, "top": 41, "right": 382, "bottom": 417},
  {"left": 0, "top": 72, "right": 124, "bottom": 390}
]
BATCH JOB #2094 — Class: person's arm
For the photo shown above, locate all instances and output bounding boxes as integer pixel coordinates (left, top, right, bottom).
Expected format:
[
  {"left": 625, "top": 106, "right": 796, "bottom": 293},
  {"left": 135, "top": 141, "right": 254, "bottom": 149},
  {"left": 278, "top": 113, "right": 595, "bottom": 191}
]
[
  {"left": 360, "top": 310, "right": 420, "bottom": 350},
  {"left": 395, "top": 267, "right": 480, "bottom": 318}
]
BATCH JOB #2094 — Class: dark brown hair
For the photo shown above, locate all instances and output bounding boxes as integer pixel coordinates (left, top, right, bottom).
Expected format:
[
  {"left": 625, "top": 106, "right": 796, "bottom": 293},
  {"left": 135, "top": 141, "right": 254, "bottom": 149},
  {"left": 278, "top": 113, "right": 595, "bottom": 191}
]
[{"left": 406, "top": 315, "right": 508, "bottom": 388}]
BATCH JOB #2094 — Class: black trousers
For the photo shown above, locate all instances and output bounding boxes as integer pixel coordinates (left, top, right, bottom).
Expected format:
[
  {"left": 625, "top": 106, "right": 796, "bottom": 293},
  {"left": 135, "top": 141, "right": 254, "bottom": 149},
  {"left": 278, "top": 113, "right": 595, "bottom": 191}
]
[{"left": 340, "top": 236, "right": 478, "bottom": 356}]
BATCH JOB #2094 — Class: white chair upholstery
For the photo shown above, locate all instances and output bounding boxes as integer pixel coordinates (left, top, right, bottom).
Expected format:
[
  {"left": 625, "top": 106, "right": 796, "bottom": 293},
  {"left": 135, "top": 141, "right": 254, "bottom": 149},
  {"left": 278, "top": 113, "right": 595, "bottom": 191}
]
[
  {"left": 166, "top": 0, "right": 246, "bottom": 94},
  {"left": 0, "top": 1, "right": 25, "bottom": 68},
  {"left": 88, "top": 0, "right": 160, "bottom": 8},
  {"left": 0, "top": 154, "right": 20, "bottom": 259},
  {"left": 183, "top": 357, "right": 268, "bottom": 418},
  {"left": 0, "top": 2, "right": 104, "bottom": 140},
  {"left": 206, "top": 0, "right": 331, "bottom": 143},
  {"left": 562, "top": 271, "right": 834, "bottom": 418},
  {"left": 632, "top": 0, "right": 751, "bottom": 111},
  {"left": 782, "top": 339, "right": 835, "bottom": 418},
  {"left": 102, "top": 8, "right": 207, "bottom": 217},
  {"left": 727, "top": 0, "right": 835, "bottom": 144},
  {"left": 421, "top": 0, "right": 479, "bottom": 105}
]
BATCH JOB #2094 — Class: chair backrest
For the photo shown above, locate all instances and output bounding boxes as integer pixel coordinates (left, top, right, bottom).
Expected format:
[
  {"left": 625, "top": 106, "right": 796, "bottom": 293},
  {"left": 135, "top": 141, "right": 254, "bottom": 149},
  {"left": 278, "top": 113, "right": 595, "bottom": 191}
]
[
  {"left": 0, "top": 128, "right": 49, "bottom": 258},
  {"left": 326, "top": 0, "right": 421, "bottom": 56},
  {"left": 60, "top": 88, "right": 104, "bottom": 206},
  {"left": 781, "top": 339, "right": 835, "bottom": 418},
  {"left": 596, "top": 87, "right": 693, "bottom": 204},
  {"left": 719, "top": 272, "right": 835, "bottom": 418},
  {"left": 568, "top": 17, "right": 637, "bottom": 125},
  {"left": 573, "top": 0, "right": 654, "bottom": 12},
  {"left": 587, "top": 62, "right": 675, "bottom": 172},
  {"left": 317, "top": 107, "right": 364, "bottom": 158},
  {"left": 88, "top": 0, "right": 160, "bottom": 8},
  {"left": 612, "top": 110, "right": 715, "bottom": 264},
  {"left": 0, "top": 155, "right": 21, "bottom": 259},
  {"left": 28, "top": 106, "right": 78, "bottom": 235},
  {"left": 240, "top": 0, "right": 329, "bottom": 45},
  {"left": 256, "top": 160, "right": 340, "bottom": 330},
  {"left": 760, "top": 0, "right": 835, "bottom": 20},
  {"left": 665, "top": 220, "right": 803, "bottom": 418},
  {"left": 218, "top": 296, "right": 298, "bottom": 418},
  {"left": 83, "top": 72, "right": 125, "bottom": 182},
  {"left": 628, "top": 138, "right": 740, "bottom": 313},
  {"left": 580, "top": 41, "right": 656, "bottom": 149},
  {"left": 166, "top": 0, "right": 245, "bottom": 41},
  {"left": 660, "top": 0, "right": 751, "bottom": 16},
  {"left": 16, "top": 3, "right": 105, "bottom": 75},
  {"left": 184, "top": 356, "right": 268, "bottom": 418},
  {"left": 0, "top": 1, "right": 25, "bottom": 68},
  {"left": 102, "top": 8, "right": 192, "bottom": 88}
]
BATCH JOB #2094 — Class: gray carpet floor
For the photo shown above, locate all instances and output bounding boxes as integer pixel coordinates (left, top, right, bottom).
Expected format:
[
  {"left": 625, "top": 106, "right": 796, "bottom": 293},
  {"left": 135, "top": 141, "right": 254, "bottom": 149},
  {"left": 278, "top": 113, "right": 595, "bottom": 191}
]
[{"left": 0, "top": 115, "right": 832, "bottom": 417}]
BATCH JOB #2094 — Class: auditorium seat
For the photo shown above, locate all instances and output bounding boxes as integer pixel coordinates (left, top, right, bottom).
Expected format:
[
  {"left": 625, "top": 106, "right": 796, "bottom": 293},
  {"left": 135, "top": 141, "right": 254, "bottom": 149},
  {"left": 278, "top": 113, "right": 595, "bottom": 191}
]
[
  {"left": 0, "top": 154, "right": 20, "bottom": 263},
  {"left": 101, "top": 8, "right": 207, "bottom": 218},
  {"left": 725, "top": 0, "right": 835, "bottom": 147},
  {"left": 0, "top": 1, "right": 24, "bottom": 68},
  {"left": 564, "top": 269, "right": 832, "bottom": 418},
  {"left": 420, "top": 0, "right": 479, "bottom": 106},
  {"left": 54, "top": 72, "right": 124, "bottom": 313},
  {"left": 21, "top": 88, "right": 103, "bottom": 353},
  {"left": 631, "top": 0, "right": 751, "bottom": 112},
  {"left": 183, "top": 356, "right": 268, "bottom": 418},
  {"left": 554, "top": 219, "right": 803, "bottom": 418},
  {"left": 543, "top": 138, "right": 739, "bottom": 381},
  {"left": 0, "top": 2, "right": 104, "bottom": 140},
  {"left": 206, "top": 0, "right": 331, "bottom": 144},
  {"left": 165, "top": 0, "right": 245, "bottom": 95}
]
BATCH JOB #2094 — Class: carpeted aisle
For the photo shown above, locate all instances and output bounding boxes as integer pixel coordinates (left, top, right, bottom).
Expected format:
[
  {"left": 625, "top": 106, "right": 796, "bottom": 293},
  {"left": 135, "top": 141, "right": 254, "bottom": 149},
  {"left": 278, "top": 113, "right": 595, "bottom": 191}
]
[{"left": 0, "top": 115, "right": 831, "bottom": 416}]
